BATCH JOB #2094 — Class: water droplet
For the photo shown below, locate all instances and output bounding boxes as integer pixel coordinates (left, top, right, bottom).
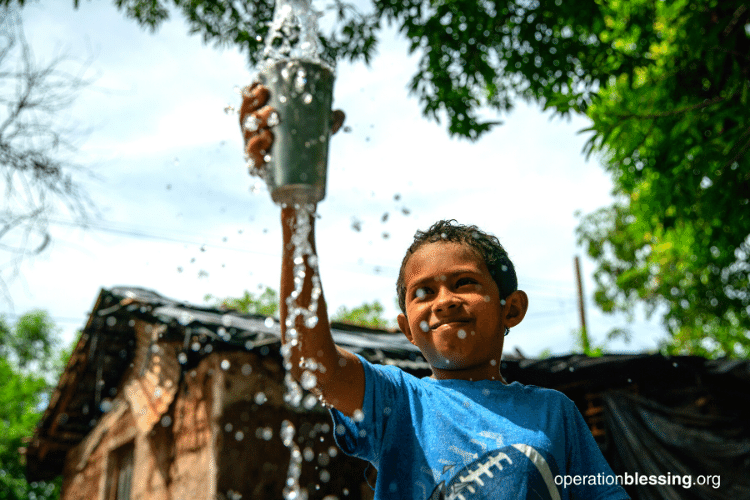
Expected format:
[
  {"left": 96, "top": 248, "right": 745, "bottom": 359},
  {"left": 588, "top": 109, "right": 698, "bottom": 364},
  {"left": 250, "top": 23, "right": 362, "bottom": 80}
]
[
  {"left": 303, "top": 393, "right": 318, "bottom": 409},
  {"left": 281, "top": 420, "right": 295, "bottom": 446},
  {"left": 265, "top": 317, "right": 275, "bottom": 328},
  {"left": 303, "top": 93, "right": 312, "bottom": 104},
  {"left": 222, "top": 315, "right": 233, "bottom": 327},
  {"left": 191, "top": 342, "right": 201, "bottom": 352},
  {"left": 241, "top": 363, "right": 252, "bottom": 376},
  {"left": 235, "top": 430, "right": 244, "bottom": 441},
  {"left": 100, "top": 399, "right": 113, "bottom": 412},
  {"left": 255, "top": 392, "right": 267, "bottom": 405},
  {"left": 224, "top": 105, "right": 235, "bottom": 114},
  {"left": 221, "top": 359, "right": 230, "bottom": 370},
  {"left": 300, "top": 370, "right": 317, "bottom": 390},
  {"left": 457, "top": 329, "right": 467, "bottom": 339},
  {"left": 490, "top": 359, "right": 497, "bottom": 366},
  {"left": 303, "top": 447, "right": 314, "bottom": 461},
  {"left": 279, "top": 95, "right": 288, "bottom": 104},
  {"left": 319, "top": 469, "right": 330, "bottom": 483},
  {"left": 243, "top": 114, "right": 260, "bottom": 132},
  {"left": 106, "top": 316, "right": 117, "bottom": 327},
  {"left": 179, "top": 312, "right": 194, "bottom": 325},
  {"left": 225, "top": 423, "right": 233, "bottom": 432},
  {"left": 294, "top": 72, "right": 307, "bottom": 93},
  {"left": 256, "top": 426, "right": 274, "bottom": 440},
  {"left": 352, "top": 409, "right": 365, "bottom": 422},
  {"left": 268, "top": 111, "right": 280, "bottom": 127},
  {"left": 420, "top": 320, "right": 429, "bottom": 332},
  {"left": 328, "top": 446, "right": 338, "bottom": 458}
]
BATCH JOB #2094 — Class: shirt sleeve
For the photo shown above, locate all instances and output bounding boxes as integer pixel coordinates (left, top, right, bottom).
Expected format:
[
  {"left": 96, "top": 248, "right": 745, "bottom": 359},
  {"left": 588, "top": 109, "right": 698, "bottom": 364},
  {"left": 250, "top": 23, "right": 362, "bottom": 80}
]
[
  {"left": 329, "top": 354, "right": 409, "bottom": 469},
  {"left": 562, "top": 395, "right": 631, "bottom": 499}
]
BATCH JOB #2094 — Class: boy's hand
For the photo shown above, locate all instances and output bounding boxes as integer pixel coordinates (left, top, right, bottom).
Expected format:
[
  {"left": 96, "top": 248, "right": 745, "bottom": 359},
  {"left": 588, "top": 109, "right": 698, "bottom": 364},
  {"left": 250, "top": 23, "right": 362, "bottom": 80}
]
[
  {"left": 239, "top": 83, "right": 346, "bottom": 173},
  {"left": 239, "top": 83, "right": 275, "bottom": 172}
]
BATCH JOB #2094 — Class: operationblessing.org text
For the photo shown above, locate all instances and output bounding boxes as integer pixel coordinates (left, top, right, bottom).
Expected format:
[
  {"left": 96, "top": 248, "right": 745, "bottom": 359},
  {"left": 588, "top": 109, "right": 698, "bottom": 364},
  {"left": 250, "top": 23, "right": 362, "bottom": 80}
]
[{"left": 555, "top": 472, "right": 721, "bottom": 490}]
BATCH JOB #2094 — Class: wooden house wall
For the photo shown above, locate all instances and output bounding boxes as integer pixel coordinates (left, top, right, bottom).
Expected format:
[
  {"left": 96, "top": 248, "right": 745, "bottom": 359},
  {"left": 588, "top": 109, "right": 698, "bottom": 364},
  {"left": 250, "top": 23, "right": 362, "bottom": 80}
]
[{"left": 57, "top": 319, "right": 372, "bottom": 500}]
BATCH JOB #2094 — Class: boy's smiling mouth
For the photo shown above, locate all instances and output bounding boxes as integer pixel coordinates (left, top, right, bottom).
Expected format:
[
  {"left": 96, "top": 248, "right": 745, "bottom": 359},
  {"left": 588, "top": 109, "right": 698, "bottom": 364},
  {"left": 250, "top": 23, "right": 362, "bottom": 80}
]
[{"left": 430, "top": 318, "right": 472, "bottom": 330}]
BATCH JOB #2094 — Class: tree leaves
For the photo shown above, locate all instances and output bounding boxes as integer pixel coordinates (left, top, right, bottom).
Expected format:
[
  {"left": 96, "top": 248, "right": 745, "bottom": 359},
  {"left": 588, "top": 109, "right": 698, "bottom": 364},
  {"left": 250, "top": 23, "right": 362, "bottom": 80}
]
[{"left": 0, "top": 311, "right": 64, "bottom": 500}]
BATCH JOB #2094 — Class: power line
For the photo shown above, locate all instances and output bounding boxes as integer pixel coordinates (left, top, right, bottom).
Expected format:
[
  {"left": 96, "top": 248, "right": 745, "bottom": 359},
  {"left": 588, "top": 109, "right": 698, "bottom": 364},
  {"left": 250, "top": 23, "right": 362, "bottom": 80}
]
[{"left": 42, "top": 216, "right": 584, "bottom": 299}]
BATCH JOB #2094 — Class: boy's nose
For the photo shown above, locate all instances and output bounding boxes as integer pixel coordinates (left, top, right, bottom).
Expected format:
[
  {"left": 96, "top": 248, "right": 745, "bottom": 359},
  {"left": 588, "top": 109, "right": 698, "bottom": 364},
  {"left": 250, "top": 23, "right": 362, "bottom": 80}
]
[{"left": 433, "top": 287, "right": 460, "bottom": 311}]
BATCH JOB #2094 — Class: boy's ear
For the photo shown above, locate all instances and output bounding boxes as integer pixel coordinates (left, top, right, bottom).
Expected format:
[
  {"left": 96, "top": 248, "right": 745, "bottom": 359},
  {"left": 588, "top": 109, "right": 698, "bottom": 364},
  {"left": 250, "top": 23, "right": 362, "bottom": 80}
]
[
  {"left": 503, "top": 290, "right": 529, "bottom": 328},
  {"left": 397, "top": 313, "right": 416, "bottom": 345}
]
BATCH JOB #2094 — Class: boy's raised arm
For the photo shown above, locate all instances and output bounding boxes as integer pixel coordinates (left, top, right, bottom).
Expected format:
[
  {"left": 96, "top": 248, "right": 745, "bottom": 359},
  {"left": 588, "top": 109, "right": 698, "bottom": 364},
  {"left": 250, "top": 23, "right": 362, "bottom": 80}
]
[
  {"left": 240, "top": 83, "right": 364, "bottom": 417},
  {"left": 279, "top": 205, "right": 364, "bottom": 417}
]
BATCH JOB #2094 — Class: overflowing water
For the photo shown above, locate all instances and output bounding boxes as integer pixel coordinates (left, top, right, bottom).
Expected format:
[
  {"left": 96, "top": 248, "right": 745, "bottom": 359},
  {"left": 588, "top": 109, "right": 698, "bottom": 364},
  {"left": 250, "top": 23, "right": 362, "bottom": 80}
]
[
  {"left": 277, "top": 203, "right": 326, "bottom": 500},
  {"left": 239, "top": 0, "right": 337, "bottom": 497},
  {"left": 263, "top": 0, "right": 328, "bottom": 67}
]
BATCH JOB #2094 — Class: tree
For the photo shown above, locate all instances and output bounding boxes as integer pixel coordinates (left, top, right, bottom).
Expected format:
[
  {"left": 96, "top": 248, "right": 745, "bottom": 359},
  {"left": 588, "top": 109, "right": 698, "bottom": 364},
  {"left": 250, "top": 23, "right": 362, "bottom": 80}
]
[
  {"left": 1, "top": 5, "right": 94, "bottom": 303},
  {"left": 205, "top": 286, "right": 280, "bottom": 316},
  {"left": 575, "top": 2, "right": 750, "bottom": 358},
  {"left": 206, "top": 286, "right": 392, "bottom": 328},
  {"left": 56, "top": 0, "right": 750, "bottom": 354},
  {"left": 0, "top": 310, "right": 68, "bottom": 500},
  {"left": 332, "top": 300, "right": 391, "bottom": 329}
]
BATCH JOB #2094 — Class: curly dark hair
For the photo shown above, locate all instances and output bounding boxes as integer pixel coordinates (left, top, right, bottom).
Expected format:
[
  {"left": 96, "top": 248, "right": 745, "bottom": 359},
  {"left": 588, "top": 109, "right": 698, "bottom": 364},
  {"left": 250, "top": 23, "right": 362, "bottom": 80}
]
[{"left": 396, "top": 220, "right": 517, "bottom": 314}]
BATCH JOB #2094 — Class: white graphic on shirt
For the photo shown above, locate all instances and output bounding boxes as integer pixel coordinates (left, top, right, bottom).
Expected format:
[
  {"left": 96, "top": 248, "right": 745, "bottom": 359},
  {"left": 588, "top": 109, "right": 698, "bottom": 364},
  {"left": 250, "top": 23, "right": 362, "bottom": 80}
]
[
  {"left": 439, "top": 459, "right": 457, "bottom": 475},
  {"left": 477, "top": 430, "right": 504, "bottom": 447},
  {"left": 430, "top": 444, "right": 562, "bottom": 500},
  {"left": 511, "top": 443, "right": 560, "bottom": 500},
  {"left": 454, "top": 451, "right": 512, "bottom": 496},
  {"left": 470, "top": 438, "right": 487, "bottom": 452},
  {"left": 449, "top": 445, "right": 478, "bottom": 464}
]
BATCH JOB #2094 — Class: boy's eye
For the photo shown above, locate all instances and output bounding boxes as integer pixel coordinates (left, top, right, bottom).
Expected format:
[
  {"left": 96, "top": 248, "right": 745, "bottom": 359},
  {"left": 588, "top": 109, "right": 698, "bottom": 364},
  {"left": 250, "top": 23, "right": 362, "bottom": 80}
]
[
  {"left": 456, "top": 277, "right": 477, "bottom": 287},
  {"left": 414, "top": 287, "right": 431, "bottom": 299}
]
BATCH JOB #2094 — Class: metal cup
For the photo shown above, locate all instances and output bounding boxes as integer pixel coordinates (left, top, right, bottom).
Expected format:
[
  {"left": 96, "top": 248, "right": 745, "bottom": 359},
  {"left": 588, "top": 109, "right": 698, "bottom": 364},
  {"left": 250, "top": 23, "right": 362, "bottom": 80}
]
[{"left": 258, "top": 59, "right": 335, "bottom": 206}]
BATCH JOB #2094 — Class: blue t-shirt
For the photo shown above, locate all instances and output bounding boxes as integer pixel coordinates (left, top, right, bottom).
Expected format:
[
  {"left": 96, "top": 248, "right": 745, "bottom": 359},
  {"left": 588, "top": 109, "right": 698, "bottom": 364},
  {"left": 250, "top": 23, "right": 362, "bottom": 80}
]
[{"left": 330, "top": 355, "right": 629, "bottom": 500}]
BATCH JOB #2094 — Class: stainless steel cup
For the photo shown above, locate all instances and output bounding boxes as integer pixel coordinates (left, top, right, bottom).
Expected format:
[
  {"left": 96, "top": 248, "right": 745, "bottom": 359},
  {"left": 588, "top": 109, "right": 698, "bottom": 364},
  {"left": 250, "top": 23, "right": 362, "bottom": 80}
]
[{"left": 258, "top": 59, "right": 335, "bottom": 206}]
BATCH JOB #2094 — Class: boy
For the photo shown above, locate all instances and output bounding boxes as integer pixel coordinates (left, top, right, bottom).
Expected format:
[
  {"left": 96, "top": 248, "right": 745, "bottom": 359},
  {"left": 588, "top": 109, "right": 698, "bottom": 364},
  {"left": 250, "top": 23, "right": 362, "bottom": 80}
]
[{"left": 240, "top": 85, "right": 630, "bottom": 500}]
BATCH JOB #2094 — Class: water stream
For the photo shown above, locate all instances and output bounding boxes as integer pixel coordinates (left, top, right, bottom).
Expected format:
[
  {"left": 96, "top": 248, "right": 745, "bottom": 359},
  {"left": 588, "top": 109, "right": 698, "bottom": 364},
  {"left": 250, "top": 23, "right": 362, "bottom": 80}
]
[{"left": 249, "top": 1, "right": 333, "bottom": 498}]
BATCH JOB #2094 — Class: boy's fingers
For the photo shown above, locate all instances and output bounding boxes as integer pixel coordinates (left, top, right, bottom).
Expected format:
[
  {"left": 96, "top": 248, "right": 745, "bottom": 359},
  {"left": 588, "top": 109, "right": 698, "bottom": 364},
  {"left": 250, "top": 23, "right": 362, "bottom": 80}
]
[
  {"left": 245, "top": 129, "right": 274, "bottom": 170},
  {"left": 331, "top": 109, "right": 346, "bottom": 134},
  {"left": 239, "top": 84, "right": 270, "bottom": 129},
  {"left": 242, "top": 105, "right": 277, "bottom": 141}
]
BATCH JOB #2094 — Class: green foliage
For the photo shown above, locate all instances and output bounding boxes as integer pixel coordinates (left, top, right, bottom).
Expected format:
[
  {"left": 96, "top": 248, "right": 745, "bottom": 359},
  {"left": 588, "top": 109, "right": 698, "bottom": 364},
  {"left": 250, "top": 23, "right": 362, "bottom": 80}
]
[
  {"left": 68, "top": 0, "right": 658, "bottom": 140},
  {"left": 206, "top": 288, "right": 393, "bottom": 328},
  {"left": 332, "top": 300, "right": 391, "bottom": 329},
  {"left": 205, "top": 286, "right": 279, "bottom": 316},
  {"left": 571, "top": 1, "right": 750, "bottom": 358},
  {"left": 0, "top": 311, "right": 65, "bottom": 500},
  {"left": 48, "top": 0, "right": 749, "bottom": 354}
]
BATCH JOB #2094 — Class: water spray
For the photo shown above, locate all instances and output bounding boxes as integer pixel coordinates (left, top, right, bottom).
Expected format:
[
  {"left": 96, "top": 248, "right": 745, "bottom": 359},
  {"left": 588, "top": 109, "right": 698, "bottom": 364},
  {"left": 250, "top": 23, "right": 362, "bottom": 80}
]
[{"left": 259, "top": 0, "right": 335, "bottom": 206}]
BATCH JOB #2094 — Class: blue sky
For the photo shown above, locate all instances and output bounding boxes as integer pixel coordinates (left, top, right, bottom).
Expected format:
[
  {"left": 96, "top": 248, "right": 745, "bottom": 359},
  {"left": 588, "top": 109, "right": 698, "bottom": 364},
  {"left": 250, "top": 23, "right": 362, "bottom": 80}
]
[{"left": 2, "top": 0, "right": 666, "bottom": 357}]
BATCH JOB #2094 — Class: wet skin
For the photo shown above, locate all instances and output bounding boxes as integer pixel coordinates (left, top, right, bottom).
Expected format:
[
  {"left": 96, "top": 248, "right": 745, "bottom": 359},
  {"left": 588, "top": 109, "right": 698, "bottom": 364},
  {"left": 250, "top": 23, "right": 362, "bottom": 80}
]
[{"left": 397, "top": 242, "right": 528, "bottom": 381}]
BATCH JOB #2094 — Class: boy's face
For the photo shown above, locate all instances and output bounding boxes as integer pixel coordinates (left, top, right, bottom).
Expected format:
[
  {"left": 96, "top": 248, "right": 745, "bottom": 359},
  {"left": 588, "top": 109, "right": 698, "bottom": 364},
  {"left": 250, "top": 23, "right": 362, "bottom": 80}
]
[{"left": 397, "top": 241, "right": 527, "bottom": 381}]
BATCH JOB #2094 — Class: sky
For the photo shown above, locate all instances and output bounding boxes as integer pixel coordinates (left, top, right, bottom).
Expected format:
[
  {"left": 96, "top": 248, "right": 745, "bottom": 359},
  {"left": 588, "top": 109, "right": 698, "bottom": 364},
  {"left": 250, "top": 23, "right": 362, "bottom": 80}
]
[{"left": 2, "top": 0, "right": 666, "bottom": 357}]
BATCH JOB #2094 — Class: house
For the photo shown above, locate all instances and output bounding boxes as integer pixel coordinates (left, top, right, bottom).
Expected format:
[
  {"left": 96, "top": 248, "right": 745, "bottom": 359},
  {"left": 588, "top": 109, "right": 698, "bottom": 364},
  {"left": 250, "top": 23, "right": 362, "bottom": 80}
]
[{"left": 24, "top": 286, "right": 750, "bottom": 499}]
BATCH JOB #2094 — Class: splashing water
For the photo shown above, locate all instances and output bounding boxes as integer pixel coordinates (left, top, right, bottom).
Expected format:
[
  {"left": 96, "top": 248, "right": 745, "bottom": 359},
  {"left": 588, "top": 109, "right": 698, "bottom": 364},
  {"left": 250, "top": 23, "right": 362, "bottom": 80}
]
[
  {"left": 281, "top": 419, "right": 306, "bottom": 500},
  {"left": 264, "top": 0, "right": 329, "bottom": 67},
  {"left": 240, "top": 1, "right": 335, "bottom": 497},
  {"left": 277, "top": 203, "right": 325, "bottom": 500}
]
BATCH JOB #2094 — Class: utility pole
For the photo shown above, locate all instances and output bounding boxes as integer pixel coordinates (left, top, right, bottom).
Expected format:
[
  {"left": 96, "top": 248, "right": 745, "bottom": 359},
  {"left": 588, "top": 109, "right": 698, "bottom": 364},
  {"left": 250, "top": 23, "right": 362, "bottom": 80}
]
[{"left": 574, "top": 256, "right": 591, "bottom": 354}]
